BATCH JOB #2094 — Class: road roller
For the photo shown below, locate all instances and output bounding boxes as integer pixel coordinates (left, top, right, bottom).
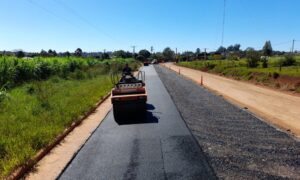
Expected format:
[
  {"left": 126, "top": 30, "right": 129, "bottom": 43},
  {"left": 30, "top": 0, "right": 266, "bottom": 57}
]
[{"left": 111, "top": 71, "right": 147, "bottom": 122}]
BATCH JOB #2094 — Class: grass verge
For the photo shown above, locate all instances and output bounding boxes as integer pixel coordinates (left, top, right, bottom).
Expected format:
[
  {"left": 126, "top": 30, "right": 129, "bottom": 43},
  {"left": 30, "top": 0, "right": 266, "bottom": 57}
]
[
  {"left": 0, "top": 75, "right": 112, "bottom": 178},
  {"left": 178, "top": 59, "right": 300, "bottom": 92}
]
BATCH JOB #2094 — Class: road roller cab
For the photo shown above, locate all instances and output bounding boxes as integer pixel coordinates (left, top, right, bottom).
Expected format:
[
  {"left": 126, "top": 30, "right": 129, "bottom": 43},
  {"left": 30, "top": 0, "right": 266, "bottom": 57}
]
[{"left": 111, "top": 71, "right": 147, "bottom": 121}]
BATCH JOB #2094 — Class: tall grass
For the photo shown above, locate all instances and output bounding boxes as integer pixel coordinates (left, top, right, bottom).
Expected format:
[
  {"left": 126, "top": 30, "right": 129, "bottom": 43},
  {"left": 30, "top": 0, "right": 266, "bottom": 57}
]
[
  {"left": 0, "top": 56, "right": 139, "bottom": 89},
  {"left": 0, "top": 57, "right": 140, "bottom": 178}
]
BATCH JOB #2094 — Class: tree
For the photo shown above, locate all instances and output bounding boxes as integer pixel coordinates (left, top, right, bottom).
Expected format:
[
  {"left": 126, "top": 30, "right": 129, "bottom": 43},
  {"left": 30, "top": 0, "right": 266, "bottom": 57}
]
[
  {"left": 180, "top": 51, "right": 194, "bottom": 61},
  {"left": 262, "top": 40, "right": 273, "bottom": 56},
  {"left": 52, "top": 50, "right": 57, "bottom": 57},
  {"left": 102, "top": 53, "right": 110, "bottom": 59},
  {"left": 64, "top": 51, "right": 70, "bottom": 58},
  {"left": 113, "top": 50, "right": 127, "bottom": 58},
  {"left": 15, "top": 51, "right": 25, "bottom": 58},
  {"left": 40, "top": 49, "right": 48, "bottom": 57},
  {"left": 233, "top": 44, "right": 241, "bottom": 52},
  {"left": 48, "top": 49, "right": 57, "bottom": 57},
  {"left": 216, "top": 46, "right": 226, "bottom": 53},
  {"left": 246, "top": 48, "right": 260, "bottom": 68},
  {"left": 281, "top": 54, "right": 296, "bottom": 66},
  {"left": 162, "top": 47, "right": 175, "bottom": 61},
  {"left": 136, "top": 55, "right": 145, "bottom": 61},
  {"left": 227, "top": 45, "right": 234, "bottom": 52},
  {"left": 75, "top": 48, "right": 82, "bottom": 57},
  {"left": 138, "top": 49, "right": 151, "bottom": 59},
  {"left": 152, "top": 52, "right": 164, "bottom": 61},
  {"left": 195, "top": 48, "right": 201, "bottom": 59}
]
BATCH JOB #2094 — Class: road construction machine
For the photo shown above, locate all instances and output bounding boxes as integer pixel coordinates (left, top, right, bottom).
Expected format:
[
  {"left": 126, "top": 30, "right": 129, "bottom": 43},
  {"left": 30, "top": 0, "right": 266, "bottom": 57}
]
[{"left": 111, "top": 71, "right": 147, "bottom": 122}]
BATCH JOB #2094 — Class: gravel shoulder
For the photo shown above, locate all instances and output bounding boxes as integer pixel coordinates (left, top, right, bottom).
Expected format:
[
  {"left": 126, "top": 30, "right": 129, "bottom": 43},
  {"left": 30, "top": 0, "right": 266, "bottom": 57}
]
[
  {"left": 164, "top": 63, "right": 300, "bottom": 138},
  {"left": 155, "top": 65, "right": 300, "bottom": 179}
]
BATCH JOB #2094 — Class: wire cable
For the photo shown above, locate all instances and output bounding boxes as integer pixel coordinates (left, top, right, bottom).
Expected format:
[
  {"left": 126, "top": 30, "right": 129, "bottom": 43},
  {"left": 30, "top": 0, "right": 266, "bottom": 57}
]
[
  {"left": 26, "top": 0, "right": 81, "bottom": 29},
  {"left": 53, "top": 0, "right": 116, "bottom": 41},
  {"left": 221, "top": 0, "right": 226, "bottom": 46}
]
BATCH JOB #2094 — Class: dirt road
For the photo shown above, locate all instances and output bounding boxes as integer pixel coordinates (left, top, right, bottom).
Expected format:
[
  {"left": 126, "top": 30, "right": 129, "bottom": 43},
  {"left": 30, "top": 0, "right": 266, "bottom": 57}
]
[{"left": 164, "top": 63, "right": 300, "bottom": 137}]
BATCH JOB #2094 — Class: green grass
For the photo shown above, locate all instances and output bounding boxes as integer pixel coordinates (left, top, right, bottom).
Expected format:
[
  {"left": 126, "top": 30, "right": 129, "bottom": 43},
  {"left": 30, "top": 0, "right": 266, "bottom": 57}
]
[
  {"left": 0, "top": 75, "right": 113, "bottom": 177},
  {"left": 0, "top": 57, "right": 141, "bottom": 178},
  {"left": 178, "top": 57, "right": 300, "bottom": 77}
]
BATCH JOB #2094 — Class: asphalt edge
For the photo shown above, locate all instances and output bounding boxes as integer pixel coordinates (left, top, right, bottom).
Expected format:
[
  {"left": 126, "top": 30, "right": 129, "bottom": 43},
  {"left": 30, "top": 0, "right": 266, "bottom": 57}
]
[
  {"left": 6, "top": 93, "right": 111, "bottom": 180},
  {"left": 154, "top": 65, "right": 218, "bottom": 179}
]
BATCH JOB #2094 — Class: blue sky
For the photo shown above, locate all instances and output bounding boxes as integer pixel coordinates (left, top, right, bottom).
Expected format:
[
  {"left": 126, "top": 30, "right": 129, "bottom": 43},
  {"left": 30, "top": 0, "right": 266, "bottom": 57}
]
[{"left": 0, "top": 0, "right": 299, "bottom": 53}]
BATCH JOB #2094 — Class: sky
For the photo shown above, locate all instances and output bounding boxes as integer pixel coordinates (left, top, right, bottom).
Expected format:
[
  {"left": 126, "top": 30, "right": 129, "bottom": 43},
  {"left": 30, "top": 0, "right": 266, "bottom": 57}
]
[{"left": 0, "top": 0, "right": 300, "bottom": 53}]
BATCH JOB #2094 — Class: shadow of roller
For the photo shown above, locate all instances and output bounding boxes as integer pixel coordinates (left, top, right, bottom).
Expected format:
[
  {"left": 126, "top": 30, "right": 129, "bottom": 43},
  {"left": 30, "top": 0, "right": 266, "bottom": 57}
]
[{"left": 114, "top": 103, "right": 159, "bottom": 125}]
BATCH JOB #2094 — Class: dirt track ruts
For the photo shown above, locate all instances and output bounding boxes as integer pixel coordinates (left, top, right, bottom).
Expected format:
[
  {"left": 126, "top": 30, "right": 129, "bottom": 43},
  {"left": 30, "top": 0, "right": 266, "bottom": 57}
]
[{"left": 155, "top": 65, "right": 300, "bottom": 179}]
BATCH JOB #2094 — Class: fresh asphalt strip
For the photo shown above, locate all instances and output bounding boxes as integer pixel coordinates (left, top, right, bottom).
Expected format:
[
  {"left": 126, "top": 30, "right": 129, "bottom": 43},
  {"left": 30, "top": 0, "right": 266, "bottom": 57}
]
[{"left": 58, "top": 65, "right": 216, "bottom": 180}]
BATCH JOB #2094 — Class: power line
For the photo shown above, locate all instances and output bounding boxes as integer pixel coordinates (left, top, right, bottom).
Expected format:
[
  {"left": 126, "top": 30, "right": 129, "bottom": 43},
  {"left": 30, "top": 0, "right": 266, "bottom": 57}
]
[
  {"left": 221, "top": 0, "right": 226, "bottom": 46},
  {"left": 53, "top": 0, "right": 116, "bottom": 41},
  {"left": 26, "top": 0, "right": 81, "bottom": 29},
  {"left": 272, "top": 41, "right": 291, "bottom": 46}
]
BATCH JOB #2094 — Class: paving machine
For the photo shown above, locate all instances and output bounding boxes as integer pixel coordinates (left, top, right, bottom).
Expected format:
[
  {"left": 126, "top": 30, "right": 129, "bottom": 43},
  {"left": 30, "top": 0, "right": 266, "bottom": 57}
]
[{"left": 111, "top": 71, "right": 147, "bottom": 121}]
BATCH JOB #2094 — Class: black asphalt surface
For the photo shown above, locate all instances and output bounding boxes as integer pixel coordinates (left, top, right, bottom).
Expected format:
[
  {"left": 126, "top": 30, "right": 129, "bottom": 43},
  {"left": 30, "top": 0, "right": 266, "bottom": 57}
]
[
  {"left": 155, "top": 65, "right": 300, "bottom": 179},
  {"left": 59, "top": 66, "right": 216, "bottom": 180}
]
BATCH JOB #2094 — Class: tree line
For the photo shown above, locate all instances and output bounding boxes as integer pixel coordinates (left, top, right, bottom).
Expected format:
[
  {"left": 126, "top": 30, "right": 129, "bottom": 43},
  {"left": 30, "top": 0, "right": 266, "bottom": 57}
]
[{"left": 0, "top": 40, "right": 296, "bottom": 68}]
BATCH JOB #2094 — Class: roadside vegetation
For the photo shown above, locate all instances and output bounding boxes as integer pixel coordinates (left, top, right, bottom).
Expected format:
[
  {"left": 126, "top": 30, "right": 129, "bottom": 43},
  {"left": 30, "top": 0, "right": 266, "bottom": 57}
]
[
  {"left": 0, "top": 55, "right": 140, "bottom": 178},
  {"left": 178, "top": 56, "right": 300, "bottom": 93},
  {"left": 174, "top": 41, "right": 300, "bottom": 93}
]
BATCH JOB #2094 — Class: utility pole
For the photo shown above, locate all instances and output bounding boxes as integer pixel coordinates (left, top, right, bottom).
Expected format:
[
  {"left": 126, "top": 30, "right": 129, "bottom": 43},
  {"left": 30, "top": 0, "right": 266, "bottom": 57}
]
[
  {"left": 204, "top": 48, "right": 207, "bottom": 60},
  {"left": 291, "top": 39, "right": 295, "bottom": 54},
  {"left": 131, "top": 45, "right": 136, "bottom": 54},
  {"left": 175, "top": 48, "right": 178, "bottom": 62},
  {"left": 131, "top": 45, "right": 136, "bottom": 58},
  {"left": 150, "top": 46, "right": 154, "bottom": 54}
]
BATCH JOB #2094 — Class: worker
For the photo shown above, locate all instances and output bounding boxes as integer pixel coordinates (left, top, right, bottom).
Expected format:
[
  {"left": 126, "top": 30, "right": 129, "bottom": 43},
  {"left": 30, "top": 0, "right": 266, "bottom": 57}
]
[{"left": 122, "top": 63, "right": 132, "bottom": 75}]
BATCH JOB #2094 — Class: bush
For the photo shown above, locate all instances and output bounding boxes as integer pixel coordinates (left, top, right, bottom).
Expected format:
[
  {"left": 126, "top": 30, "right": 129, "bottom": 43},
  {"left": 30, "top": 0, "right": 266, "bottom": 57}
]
[
  {"left": 0, "top": 88, "right": 8, "bottom": 103},
  {"left": 204, "top": 62, "right": 216, "bottom": 70},
  {"left": 34, "top": 61, "right": 52, "bottom": 80},
  {"left": 273, "top": 72, "right": 280, "bottom": 79},
  {"left": 246, "top": 50, "right": 260, "bottom": 68},
  {"left": 261, "top": 57, "right": 268, "bottom": 68},
  {"left": 282, "top": 54, "right": 296, "bottom": 66}
]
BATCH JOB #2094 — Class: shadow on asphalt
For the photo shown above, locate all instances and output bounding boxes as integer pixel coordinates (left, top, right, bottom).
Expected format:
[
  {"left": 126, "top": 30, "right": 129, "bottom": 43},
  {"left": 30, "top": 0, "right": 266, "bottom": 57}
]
[{"left": 114, "top": 103, "right": 159, "bottom": 125}]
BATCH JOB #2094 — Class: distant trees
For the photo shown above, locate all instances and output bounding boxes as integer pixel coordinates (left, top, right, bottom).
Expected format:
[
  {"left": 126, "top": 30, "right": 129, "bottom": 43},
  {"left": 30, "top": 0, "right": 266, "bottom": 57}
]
[
  {"left": 195, "top": 48, "right": 201, "bottom": 59},
  {"left": 48, "top": 49, "right": 57, "bottom": 57},
  {"left": 262, "top": 41, "right": 273, "bottom": 56},
  {"left": 138, "top": 49, "right": 151, "bottom": 59},
  {"left": 75, "top": 48, "right": 83, "bottom": 57},
  {"left": 113, "top": 50, "right": 132, "bottom": 58},
  {"left": 162, "top": 47, "right": 175, "bottom": 61},
  {"left": 227, "top": 44, "right": 241, "bottom": 52},
  {"left": 102, "top": 53, "right": 110, "bottom": 59},
  {"left": 152, "top": 52, "right": 164, "bottom": 61},
  {"left": 180, "top": 51, "right": 194, "bottom": 61},
  {"left": 15, "top": 51, "right": 25, "bottom": 58},
  {"left": 64, "top": 51, "right": 71, "bottom": 58},
  {"left": 216, "top": 46, "right": 226, "bottom": 53},
  {"left": 40, "top": 50, "right": 48, "bottom": 57}
]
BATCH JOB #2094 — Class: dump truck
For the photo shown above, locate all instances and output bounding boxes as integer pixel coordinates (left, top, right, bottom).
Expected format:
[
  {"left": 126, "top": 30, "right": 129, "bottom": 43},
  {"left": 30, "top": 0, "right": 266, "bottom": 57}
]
[{"left": 111, "top": 71, "right": 147, "bottom": 122}]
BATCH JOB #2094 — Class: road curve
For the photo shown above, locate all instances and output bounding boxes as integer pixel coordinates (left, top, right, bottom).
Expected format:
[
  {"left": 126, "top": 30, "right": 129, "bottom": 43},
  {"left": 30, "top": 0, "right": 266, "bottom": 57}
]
[{"left": 58, "top": 65, "right": 216, "bottom": 180}]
